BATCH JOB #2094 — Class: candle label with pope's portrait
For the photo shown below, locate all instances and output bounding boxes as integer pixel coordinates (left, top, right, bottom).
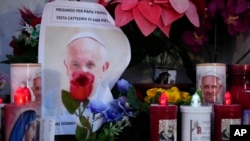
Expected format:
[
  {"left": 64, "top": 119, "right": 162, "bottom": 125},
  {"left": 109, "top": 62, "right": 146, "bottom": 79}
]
[
  {"left": 159, "top": 119, "right": 177, "bottom": 141},
  {"left": 38, "top": 1, "right": 131, "bottom": 136},
  {"left": 196, "top": 63, "right": 226, "bottom": 105}
]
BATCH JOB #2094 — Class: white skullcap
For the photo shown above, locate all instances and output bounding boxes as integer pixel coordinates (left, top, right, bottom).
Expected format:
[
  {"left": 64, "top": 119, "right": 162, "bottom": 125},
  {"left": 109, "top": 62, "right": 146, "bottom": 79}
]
[
  {"left": 201, "top": 71, "right": 223, "bottom": 80},
  {"left": 67, "top": 32, "right": 105, "bottom": 47}
]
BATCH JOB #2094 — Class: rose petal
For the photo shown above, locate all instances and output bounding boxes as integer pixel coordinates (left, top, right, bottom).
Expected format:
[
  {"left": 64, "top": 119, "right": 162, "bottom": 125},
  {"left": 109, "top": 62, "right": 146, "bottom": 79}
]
[
  {"left": 161, "top": 7, "right": 183, "bottom": 26},
  {"left": 133, "top": 6, "right": 157, "bottom": 36},
  {"left": 121, "top": 0, "right": 138, "bottom": 10},
  {"left": 169, "top": 0, "right": 189, "bottom": 13},
  {"left": 137, "top": 1, "right": 162, "bottom": 25},
  {"left": 115, "top": 5, "right": 134, "bottom": 26},
  {"left": 185, "top": 1, "right": 200, "bottom": 27}
]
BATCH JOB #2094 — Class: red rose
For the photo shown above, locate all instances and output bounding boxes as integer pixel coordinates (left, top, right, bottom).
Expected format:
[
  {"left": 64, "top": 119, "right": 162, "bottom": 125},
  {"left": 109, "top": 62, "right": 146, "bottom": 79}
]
[{"left": 70, "top": 71, "right": 94, "bottom": 101}]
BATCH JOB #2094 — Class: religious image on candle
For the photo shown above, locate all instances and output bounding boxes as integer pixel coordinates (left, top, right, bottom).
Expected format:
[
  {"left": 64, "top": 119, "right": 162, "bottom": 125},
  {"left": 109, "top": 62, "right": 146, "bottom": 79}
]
[
  {"left": 4, "top": 102, "right": 40, "bottom": 141},
  {"left": 190, "top": 120, "right": 203, "bottom": 140},
  {"left": 221, "top": 119, "right": 241, "bottom": 140},
  {"left": 196, "top": 63, "right": 226, "bottom": 105},
  {"left": 159, "top": 119, "right": 177, "bottom": 141}
]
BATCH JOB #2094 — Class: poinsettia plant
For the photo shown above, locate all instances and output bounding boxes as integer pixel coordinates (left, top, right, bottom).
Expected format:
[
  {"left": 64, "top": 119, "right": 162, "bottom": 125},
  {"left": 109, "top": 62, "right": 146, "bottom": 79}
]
[
  {"left": 61, "top": 72, "right": 140, "bottom": 141},
  {"left": 110, "top": 0, "right": 201, "bottom": 37},
  {"left": 1, "top": 7, "right": 41, "bottom": 64},
  {"left": 104, "top": 0, "right": 250, "bottom": 83}
]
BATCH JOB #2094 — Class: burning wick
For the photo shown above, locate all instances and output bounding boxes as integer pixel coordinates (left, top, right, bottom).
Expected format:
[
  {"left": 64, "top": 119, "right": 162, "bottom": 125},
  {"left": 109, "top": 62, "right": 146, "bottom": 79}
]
[
  {"left": 14, "top": 83, "right": 31, "bottom": 105},
  {"left": 223, "top": 91, "right": 232, "bottom": 105},
  {"left": 159, "top": 92, "right": 168, "bottom": 106}
]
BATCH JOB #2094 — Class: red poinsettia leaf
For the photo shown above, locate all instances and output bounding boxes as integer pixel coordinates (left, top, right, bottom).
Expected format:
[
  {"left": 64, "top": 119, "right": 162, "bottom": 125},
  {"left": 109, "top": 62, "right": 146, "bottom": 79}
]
[
  {"left": 133, "top": 6, "right": 157, "bottom": 36},
  {"left": 19, "top": 7, "right": 37, "bottom": 25},
  {"left": 161, "top": 7, "right": 183, "bottom": 26},
  {"left": 185, "top": 1, "right": 200, "bottom": 27},
  {"left": 137, "top": 1, "right": 162, "bottom": 25},
  {"left": 157, "top": 19, "right": 171, "bottom": 37},
  {"left": 115, "top": 5, "right": 134, "bottom": 26},
  {"left": 169, "top": 0, "right": 189, "bottom": 13},
  {"left": 154, "top": 0, "right": 169, "bottom": 4},
  {"left": 121, "top": 0, "right": 138, "bottom": 10},
  {"left": 30, "top": 17, "right": 41, "bottom": 27}
]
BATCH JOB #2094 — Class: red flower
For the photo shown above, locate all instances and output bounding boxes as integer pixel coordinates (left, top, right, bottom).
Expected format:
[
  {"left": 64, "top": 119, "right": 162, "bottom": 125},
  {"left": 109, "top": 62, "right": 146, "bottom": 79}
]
[
  {"left": 19, "top": 7, "right": 39, "bottom": 26},
  {"left": 113, "top": 0, "right": 200, "bottom": 37},
  {"left": 70, "top": 71, "right": 94, "bottom": 101},
  {"left": 9, "top": 39, "right": 23, "bottom": 55},
  {"left": 30, "top": 17, "right": 41, "bottom": 27}
]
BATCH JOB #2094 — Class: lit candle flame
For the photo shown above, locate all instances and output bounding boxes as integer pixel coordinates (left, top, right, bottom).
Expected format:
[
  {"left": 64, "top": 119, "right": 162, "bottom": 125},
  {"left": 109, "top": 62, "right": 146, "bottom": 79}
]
[
  {"left": 159, "top": 92, "right": 168, "bottom": 106},
  {"left": 224, "top": 91, "right": 232, "bottom": 105},
  {"left": 14, "top": 85, "right": 31, "bottom": 105}
]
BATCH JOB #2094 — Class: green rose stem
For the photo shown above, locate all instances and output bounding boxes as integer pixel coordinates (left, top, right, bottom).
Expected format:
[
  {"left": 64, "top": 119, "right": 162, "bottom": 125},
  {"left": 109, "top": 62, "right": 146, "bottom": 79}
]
[{"left": 77, "top": 101, "right": 92, "bottom": 140}]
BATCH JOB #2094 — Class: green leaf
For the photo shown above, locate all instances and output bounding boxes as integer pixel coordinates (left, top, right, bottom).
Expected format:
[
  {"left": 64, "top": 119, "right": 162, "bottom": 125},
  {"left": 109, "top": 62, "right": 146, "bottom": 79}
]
[
  {"left": 127, "top": 86, "right": 149, "bottom": 113},
  {"left": 75, "top": 116, "right": 93, "bottom": 141},
  {"left": 75, "top": 125, "right": 90, "bottom": 141},
  {"left": 98, "top": 135, "right": 114, "bottom": 141},
  {"left": 79, "top": 115, "right": 92, "bottom": 131},
  {"left": 61, "top": 89, "right": 80, "bottom": 114},
  {"left": 196, "top": 89, "right": 203, "bottom": 103},
  {"left": 127, "top": 86, "right": 139, "bottom": 108}
]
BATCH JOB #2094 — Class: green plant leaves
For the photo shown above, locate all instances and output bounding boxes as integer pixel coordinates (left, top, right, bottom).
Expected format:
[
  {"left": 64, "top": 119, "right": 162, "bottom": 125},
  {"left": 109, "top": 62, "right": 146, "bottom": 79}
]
[
  {"left": 61, "top": 89, "right": 80, "bottom": 114},
  {"left": 75, "top": 115, "right": 93, "bottom": 141}
]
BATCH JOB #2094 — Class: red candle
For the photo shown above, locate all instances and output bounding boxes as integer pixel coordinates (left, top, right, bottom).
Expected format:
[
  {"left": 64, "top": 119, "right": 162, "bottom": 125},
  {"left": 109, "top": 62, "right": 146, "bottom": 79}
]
[
  {"left": 240, "top": 90, "right": 250, "bottom": 110},
  {"left": 214, "top": 104, "right": 241, "bottom": 141},
  {"left": 150, "top": 104, "right": 178, "bottom": 141},
  {"left": 228, "top": 64, "right": 250, "bottom": 104}
]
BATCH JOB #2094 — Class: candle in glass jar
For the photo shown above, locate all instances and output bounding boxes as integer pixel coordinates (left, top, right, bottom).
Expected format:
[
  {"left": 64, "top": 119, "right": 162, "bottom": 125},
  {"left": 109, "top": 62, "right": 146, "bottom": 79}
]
[
  {"left": 180, "top": 105, "right": 212, "bottom": 141},
  {"left": 228, "top": 64, "right": 250, "bottom": 104},
  {"left": 150, "top": 104, "right": 178, "bottom": 141},
  {"left": 213, "top": 104, "right": 241, "bottom": 141}
]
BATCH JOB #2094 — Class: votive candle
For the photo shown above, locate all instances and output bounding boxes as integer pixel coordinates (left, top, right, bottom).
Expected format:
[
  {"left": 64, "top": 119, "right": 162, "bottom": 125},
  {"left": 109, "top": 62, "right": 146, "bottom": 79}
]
[
  {"left": 213, "top": 104, "right": 241, "bottom": 141},
  {"left": 150, "top": 104, "right": 178, "bottom": 141}
]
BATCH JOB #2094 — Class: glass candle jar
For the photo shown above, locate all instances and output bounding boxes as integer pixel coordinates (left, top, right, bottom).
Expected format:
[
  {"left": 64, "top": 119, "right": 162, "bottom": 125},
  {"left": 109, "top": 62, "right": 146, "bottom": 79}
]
[
  {"left": 214, "top": 104, "right": 242, "bottom": 141},
  {"left": 228, "top": 64, "right": 250, "bottom": 105},
  {"left": 150, "top": 104, "right": 178, "bottom": 141},
  {"left": 196, "top": 63, "right": 226, "bottom": 105},
  {"left": 180, "top": 105, "right": 212, "bottom": 141}
]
